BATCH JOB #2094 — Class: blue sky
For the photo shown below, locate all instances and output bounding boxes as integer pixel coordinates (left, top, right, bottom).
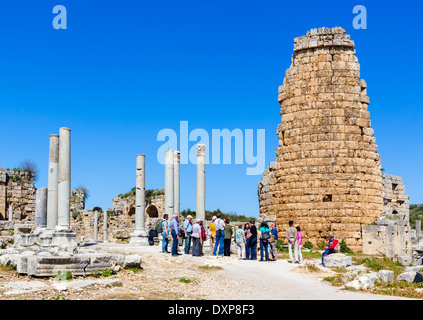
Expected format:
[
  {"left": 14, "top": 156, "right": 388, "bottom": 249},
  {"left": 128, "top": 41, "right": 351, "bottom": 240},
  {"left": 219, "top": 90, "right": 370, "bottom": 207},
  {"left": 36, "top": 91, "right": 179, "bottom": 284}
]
[{"left": 0, "top": 0, "right": 422, "bottom": 217}]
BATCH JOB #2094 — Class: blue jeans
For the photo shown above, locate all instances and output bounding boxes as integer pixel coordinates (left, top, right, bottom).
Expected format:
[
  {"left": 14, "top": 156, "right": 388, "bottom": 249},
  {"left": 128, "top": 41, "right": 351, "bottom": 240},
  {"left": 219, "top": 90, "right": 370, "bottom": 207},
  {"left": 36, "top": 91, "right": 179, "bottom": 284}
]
[
  {"left": 249, "top": 237, "right": 257, "bottom": 260},
  {"left": 171, "top": 230, "right": 178, "bottom": 255},
  {"left": 213, "top": 230, "right": 225, "bottom": 255},
  {"left": 184, "top": 232, "right": 192, "bottom": 254},
  {"left": 245, "top": 237, "right": 251, "bottom": 259},
  {"left": 162, "top": 231, "right": 169, "bottom": 252},
  {"left": 322, "top": 248, "right": 335, "bottom": 264},
  {"left": 260, "top": 240, "right": 269, "bottom": 261}
]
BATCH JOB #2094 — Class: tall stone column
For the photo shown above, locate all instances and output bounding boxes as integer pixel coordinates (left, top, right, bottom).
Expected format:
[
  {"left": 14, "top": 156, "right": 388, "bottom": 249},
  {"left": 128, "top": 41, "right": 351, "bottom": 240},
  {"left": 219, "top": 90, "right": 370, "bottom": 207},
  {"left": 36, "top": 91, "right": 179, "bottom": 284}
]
[
  {"left": 103, "top": 210, "right": 108, "bottom": 243},
  {"left": 196, "top": 144, "right": 206, "bottom": 222},
  {"left": 57, "top": 128, "right": 71, "bottom": 230},
  {"left": 164, "top": 149, "right": 174, "bottom": 217},
  {"left": 47, "top": 134, "right": 59, "bottom": 231},
  {"left": 130, "top": 154, "right": 148, "bottom": 244},
  {"left": 53, "top": 127, "right": 76, "bottom": 245},
  {"left": 93, "top": 210, "right": 99, "bottom": 242},
  {"left": 35, "top": 188, "right": 48, "bottom": 228},
  {"left": 417, "top": 220, "right": 421, "bottom": 241},
  {"left": 173, "top": 151, "right": 180, "bottom": 216},
  {"left": 8, "top": 206, "right": 13, "bottom": 222}
]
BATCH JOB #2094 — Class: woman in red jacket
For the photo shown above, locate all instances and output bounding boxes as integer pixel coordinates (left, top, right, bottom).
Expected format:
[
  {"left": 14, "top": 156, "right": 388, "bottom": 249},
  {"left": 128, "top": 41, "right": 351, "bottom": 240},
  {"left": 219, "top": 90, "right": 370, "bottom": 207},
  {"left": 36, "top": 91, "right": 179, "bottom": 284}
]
[{"left": 321, "top": 233, "right": 339, "bottom": 265}]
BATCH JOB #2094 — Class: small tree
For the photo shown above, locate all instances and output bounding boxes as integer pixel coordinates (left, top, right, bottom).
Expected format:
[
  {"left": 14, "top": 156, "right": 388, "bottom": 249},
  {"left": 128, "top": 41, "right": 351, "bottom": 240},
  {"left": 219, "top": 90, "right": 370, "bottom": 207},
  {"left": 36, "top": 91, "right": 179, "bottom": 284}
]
[
  {"left": 74, "top": 184, "right": 90, "bottom": 204},
  {"left": 19, "top": 158, "right": 39, "bottom": 182}
]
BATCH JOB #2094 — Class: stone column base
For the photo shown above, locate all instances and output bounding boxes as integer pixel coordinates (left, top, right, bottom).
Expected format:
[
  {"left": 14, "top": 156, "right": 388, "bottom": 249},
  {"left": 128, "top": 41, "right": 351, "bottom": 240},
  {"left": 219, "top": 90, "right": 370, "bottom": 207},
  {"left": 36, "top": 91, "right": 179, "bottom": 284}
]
[
  {"left": 51, "top": 229, "right": 76, "bottom": 246},
  {"left": 129, "top": 229, "right": 149, "bottom": 245}
]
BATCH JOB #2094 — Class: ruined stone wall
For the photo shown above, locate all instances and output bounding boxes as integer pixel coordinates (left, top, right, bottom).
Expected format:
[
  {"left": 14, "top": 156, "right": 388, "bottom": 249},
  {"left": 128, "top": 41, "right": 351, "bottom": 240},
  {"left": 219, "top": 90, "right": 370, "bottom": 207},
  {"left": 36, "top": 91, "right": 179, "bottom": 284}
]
[
  {"left": 70, "top": 209, "right": 132, "bottom": 243},
  {"left": 0, "top": 168, "right": 36, "bottom": 221},
  {"left": 112, "top": 189, "right": 165, "bottom": 220},
  {"left": 362, "top": 174, "right": 412, "bottom": 263},
  {"left": 258, "top": 27, "right": 384, "bottom": 252},
  {"left": 68, "top": 190, "right": 165, "bottom": 243},
  {"left": 71, "top": 189, "right": 86, "bottom": 212}
]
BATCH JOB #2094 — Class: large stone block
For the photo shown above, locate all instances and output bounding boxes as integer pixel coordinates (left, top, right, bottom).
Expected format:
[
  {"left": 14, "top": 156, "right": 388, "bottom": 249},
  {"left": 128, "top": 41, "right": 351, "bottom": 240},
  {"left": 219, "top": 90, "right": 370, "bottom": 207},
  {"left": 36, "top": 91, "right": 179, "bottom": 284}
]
[
  {"left": 16, "top": 253, "right": 116, "bottom": 277},
  {"left": 323, "top": 253, "right": 352, "bottom": 268},
  {"left": 378, "top": 270, "right": 395, "bottom": 283}
]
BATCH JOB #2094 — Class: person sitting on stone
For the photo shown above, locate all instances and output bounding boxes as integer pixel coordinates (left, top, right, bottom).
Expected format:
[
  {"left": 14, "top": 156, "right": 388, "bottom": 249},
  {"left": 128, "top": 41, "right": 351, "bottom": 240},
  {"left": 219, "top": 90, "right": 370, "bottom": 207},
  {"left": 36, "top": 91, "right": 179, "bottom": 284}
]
[{"left": 321, "top": 233, "right": 339, "bottom": 265}]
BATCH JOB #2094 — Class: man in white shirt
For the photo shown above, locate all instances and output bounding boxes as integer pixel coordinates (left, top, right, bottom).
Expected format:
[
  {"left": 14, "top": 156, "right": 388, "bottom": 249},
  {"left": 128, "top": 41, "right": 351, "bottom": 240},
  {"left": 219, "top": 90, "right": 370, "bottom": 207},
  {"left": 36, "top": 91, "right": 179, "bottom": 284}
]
[{"left": 212, "top": 213, "right": 226, "bottom": 256}]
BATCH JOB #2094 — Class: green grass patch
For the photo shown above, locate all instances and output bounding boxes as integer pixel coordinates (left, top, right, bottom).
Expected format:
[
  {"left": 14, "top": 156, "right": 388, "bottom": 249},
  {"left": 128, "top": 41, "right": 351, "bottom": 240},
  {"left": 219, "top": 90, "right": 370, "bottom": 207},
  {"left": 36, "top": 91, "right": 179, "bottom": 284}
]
[
  {"left": 198, "top": 265, "right": 223, "bottom": 271},
  {"left": 178, "top": 277, "right": 192, "bottom": 283},
  {"left": 54, "top": 270, "right": 72, "bottom": 281},
  {"left": 125, "top": 266, "right": 144, "bottom": 273}
]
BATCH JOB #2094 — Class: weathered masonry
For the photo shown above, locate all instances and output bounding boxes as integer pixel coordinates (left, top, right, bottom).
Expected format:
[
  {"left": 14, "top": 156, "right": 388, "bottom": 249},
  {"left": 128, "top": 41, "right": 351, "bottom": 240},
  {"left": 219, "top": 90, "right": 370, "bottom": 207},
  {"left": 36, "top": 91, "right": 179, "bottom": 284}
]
[{"left": 258, "top": 27, "right": 410, "bottom": 255}]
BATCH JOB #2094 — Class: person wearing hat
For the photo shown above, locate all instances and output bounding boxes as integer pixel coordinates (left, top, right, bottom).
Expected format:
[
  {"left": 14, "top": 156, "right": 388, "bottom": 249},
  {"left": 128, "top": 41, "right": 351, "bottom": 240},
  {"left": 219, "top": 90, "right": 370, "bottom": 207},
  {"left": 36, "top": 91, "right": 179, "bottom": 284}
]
[
  {"left": 321, "top": 232, "right": 339, "bottom": 265},
  {"left": 210, "top": 216, "right": 217, "bottom": 247},
  {"left": 183, "top": 215, "right": 193, "bottom": 254}
]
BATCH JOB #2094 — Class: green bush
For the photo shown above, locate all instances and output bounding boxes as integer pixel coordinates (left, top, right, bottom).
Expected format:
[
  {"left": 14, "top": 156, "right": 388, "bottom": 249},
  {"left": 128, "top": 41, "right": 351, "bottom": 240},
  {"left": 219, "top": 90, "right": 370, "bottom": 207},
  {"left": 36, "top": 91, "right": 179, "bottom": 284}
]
[
  {"left": 340, "top": 239, "right": 354, "bottom": 254},
  {"left": 303, "top": 241, "right": 313, "bottom": 250},
  {"left": 276, "top": 240, "right": 288, "bottom": 253},
  {"left": 102, "top": 268, "right": 113, "bottom": 277},
  {"left": 72, "top": 211, "right": 80, "bottom": 219}
]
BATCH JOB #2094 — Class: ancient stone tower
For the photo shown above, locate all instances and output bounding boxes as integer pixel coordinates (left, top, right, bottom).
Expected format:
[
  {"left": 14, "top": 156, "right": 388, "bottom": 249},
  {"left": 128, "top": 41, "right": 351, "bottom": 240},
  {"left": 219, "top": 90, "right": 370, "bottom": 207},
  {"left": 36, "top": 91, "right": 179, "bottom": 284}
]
[{"left": 258, "top": 27, "right": 384, "bottom": 252}]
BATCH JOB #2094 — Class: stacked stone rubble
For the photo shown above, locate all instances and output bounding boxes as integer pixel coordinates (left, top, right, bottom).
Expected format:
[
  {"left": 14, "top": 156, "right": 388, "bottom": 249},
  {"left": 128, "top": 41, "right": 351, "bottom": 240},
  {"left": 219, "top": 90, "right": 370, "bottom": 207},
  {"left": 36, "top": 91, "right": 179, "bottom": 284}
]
[{"left": 258, "top": 27, "right": 384, "bottom": 252}]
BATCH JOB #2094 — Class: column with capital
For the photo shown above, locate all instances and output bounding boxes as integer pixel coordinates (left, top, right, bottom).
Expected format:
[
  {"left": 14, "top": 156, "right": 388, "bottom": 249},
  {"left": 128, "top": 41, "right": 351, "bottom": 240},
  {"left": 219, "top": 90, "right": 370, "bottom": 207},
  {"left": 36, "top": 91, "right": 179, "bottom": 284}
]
[
  {"left": 164, "top": 150, "right": 174, "bottom": 217},
  {"left": 173, "top": 151, "right": 180, "bottom": 217},
  {"left": 196, "top": 144, "right": 206, "bottom": 222}
]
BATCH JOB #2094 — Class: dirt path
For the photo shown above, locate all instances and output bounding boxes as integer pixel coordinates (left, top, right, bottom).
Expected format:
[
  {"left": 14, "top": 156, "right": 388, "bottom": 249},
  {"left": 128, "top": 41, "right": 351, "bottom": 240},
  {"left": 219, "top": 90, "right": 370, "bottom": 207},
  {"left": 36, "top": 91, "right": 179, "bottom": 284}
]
[
  {"left": 97, "top": 243, "right": 409, "bottom": 301},
  {"left": 0, "top": 243, "right": 411, "bottom": 300}
]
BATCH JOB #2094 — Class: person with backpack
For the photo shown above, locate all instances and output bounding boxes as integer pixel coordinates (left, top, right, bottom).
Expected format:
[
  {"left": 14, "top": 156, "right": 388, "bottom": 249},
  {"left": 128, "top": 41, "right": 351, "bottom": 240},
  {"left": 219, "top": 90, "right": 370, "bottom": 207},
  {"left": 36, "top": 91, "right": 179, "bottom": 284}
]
[
  {"left": 235, "top": 223, "right": 246, "bottom": 260},
  {"left": 258, "top": 221, "right": 271, "bottom": 261},
  {"left": 157, "top": 214, "right": 170, "bottom": 253},
  {"left": 269, "top": 223, "right": 278, "bottom": 261},
  {"left": 321, "top": 232, "right": 339, "bottom": 265},
  {"left": 248, "top": 220, "right": 258, "bottom": 260}
]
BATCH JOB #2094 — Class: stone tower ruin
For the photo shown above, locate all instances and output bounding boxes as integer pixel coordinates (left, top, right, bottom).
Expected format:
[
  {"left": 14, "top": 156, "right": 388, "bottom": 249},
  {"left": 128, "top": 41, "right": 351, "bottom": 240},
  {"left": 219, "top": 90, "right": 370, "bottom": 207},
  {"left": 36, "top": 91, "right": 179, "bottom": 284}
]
[{"left": 258, "top": 27, "right": 385, "bottom": 252}]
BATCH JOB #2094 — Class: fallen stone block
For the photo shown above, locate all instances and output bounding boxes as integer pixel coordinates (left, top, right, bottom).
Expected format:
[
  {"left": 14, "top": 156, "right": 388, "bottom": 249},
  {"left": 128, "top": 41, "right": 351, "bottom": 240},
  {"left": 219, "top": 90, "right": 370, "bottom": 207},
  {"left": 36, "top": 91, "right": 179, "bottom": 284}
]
[
  {"left": 123, "top": 254, "right": 142, "bottom": 268},
  {"left": 357, "top": 276, "right": 372, "bottom": 290},
  {"left": 323, "top": 253, "right": 352, "bottom": 268},
  {"left": 3, "top": 280, "right": 49, "bottom": 295},
  {"left": 404, "top": 266, "right": 423, "bottom": 273},
  {"left": 344, "top": 280, "right": 361, "bottom": 290},
  {"left": 396, "top": 271, "right": 418, "bottom": 283},
  {"left": 341, "top": 272, "right": 358, "bottom": 284},
  {"left": 378, "top": 270, "right": 395, "bottom": 283},
  {"left": 98, "top": 279, "right": 122, "bottom": 288},
  {"left": 346, "top": 265, "right": 370, "bottom": 274},
  {"left": 16, "top": 253, "right": 116, "bottom": 277}
]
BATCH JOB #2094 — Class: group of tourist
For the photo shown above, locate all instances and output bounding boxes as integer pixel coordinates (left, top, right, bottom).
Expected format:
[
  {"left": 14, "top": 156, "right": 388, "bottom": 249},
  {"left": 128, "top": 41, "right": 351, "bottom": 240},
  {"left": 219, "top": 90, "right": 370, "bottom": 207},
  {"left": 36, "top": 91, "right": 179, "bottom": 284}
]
[{"left": 158, "top": 213, "right": 338, "bottom": 264}]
